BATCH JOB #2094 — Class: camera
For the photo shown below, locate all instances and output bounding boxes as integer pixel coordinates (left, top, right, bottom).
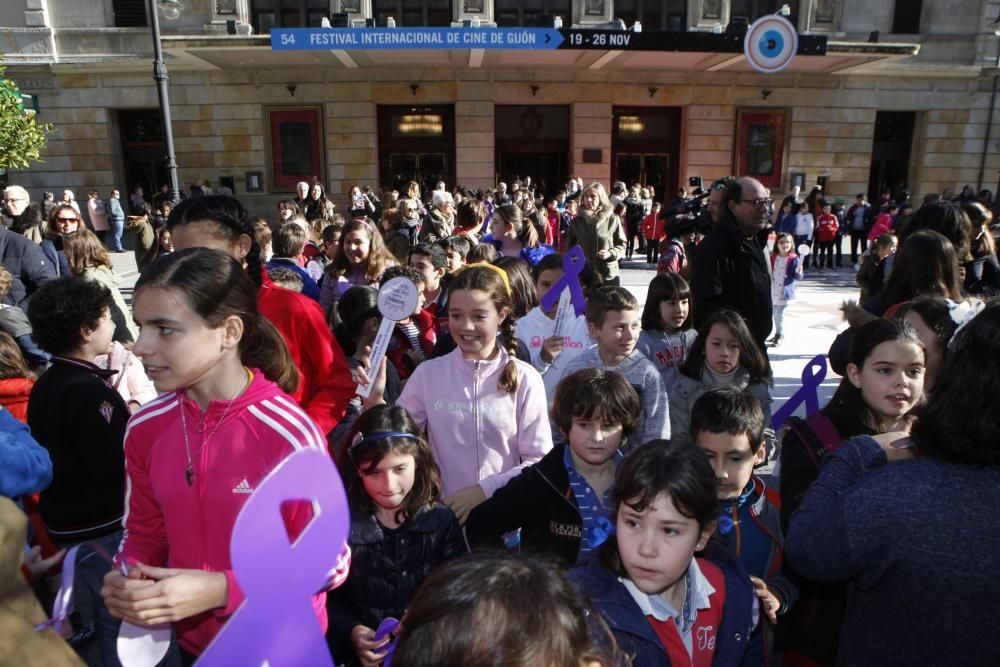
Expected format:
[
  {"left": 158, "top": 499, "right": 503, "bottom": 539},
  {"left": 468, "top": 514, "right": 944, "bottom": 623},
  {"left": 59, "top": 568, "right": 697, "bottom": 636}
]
[{"left": 658, "top": 187, "right": 713, "bottom": 237}]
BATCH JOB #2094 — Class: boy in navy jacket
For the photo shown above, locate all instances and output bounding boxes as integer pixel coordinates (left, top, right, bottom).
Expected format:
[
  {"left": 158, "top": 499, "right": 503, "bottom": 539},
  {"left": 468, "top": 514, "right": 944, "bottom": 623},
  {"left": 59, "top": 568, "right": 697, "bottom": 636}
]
[
  {"left": 570, "top": 441, "right": 758, "bottom": 667},
  {"left": 691, "top": 386, "right": 797, "bottom": 664}
]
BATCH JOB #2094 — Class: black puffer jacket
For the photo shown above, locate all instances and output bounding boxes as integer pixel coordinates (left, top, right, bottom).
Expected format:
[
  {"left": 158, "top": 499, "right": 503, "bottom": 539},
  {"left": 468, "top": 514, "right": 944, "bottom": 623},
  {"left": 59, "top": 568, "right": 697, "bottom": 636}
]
[
  {"left": 465, "top": 443, "right": 585, "bottom": 567},
  {"left": 326, "top": 503, "right": 465, "bottom": 664}
]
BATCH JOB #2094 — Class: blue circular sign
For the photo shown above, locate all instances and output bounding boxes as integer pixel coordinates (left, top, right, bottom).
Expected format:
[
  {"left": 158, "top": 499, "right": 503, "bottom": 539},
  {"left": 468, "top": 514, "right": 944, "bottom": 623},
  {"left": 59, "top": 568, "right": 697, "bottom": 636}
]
[{"left": 744, "top": 16, "right": 798, "bottom": 74}]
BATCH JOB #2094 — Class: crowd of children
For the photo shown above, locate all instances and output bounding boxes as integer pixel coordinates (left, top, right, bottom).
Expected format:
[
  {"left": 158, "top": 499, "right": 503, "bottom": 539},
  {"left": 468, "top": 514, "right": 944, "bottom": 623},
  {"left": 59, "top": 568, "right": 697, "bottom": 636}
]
[{"left": 2, "top": 177, "right": 1000, "bottom": 667}]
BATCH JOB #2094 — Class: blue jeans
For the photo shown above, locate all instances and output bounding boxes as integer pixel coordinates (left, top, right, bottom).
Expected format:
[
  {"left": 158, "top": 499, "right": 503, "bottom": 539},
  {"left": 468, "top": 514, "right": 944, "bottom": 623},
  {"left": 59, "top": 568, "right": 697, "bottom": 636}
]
[
  {"left": 55, "top": 531, "right": 124, "bottom": 667},
  {"left": 110, "top": 218, "right": 124, "bottom": 251}
]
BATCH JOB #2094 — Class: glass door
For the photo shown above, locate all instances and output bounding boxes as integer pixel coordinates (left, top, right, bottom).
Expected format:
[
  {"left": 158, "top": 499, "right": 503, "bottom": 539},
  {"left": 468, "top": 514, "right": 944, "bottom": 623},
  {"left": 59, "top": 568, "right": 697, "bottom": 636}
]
[
  {"left": 388, "top": 153, "right": 447, "bottom": 196},
  {"left": 615, "top": 153, "right": 669, "bottom": 200}
]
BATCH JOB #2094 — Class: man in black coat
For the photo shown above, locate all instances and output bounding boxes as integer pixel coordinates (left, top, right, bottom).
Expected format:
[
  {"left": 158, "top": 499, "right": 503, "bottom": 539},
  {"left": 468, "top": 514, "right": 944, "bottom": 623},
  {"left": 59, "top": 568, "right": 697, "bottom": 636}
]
[
  {"left": 1, "top": 187, "right": 56, "bottom": 307},
  {"left": 691, "top": 176, "right": 774, "bottom": 354}
]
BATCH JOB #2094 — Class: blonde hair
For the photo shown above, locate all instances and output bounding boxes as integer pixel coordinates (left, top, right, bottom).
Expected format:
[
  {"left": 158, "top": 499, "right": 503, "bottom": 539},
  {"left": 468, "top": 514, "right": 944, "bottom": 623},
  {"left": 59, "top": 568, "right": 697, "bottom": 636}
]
[{"left": 579, "top": 183, "right": 613, "bottom": 216}]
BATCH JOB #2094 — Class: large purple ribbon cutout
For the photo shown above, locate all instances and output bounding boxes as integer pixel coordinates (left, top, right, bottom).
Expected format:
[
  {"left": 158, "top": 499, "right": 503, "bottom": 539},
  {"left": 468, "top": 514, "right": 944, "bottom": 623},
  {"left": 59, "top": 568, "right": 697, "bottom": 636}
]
[
  {"left": 539, "top": 245, "right": 587, "bottom": 317},
  {"left": 770, "top": 354, "right": 827, "bottom": 431},
  {"left": 197, "top": 448, "right": 350, "bottom": 667}
]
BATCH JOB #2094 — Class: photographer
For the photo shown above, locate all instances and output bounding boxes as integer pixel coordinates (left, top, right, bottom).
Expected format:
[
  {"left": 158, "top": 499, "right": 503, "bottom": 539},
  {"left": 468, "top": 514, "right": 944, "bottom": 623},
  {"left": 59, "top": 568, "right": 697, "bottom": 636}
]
[{"left": 347, "top": 185, "right": 375, "bottom": 220}]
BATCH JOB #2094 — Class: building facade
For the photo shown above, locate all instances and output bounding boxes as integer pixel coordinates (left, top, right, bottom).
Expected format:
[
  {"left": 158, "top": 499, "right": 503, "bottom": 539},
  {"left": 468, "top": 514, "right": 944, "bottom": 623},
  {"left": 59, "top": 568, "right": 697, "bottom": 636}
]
[{"left": 2, "top": 0, "right": 999, "bottom": 215}]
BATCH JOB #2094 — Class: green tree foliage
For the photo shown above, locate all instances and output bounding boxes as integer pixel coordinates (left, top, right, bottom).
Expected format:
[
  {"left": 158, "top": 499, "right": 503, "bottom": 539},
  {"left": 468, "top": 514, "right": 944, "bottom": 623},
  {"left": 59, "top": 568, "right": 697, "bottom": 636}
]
[{"left": 0, "top": 59, "right": 53, "bottom": 170}]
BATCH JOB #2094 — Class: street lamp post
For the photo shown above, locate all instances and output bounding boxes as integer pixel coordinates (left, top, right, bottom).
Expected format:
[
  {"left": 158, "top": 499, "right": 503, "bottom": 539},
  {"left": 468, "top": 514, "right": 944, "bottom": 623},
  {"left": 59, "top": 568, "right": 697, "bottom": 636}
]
[{"left": 148, "top": 0, "right": 182, "bottom": 204}]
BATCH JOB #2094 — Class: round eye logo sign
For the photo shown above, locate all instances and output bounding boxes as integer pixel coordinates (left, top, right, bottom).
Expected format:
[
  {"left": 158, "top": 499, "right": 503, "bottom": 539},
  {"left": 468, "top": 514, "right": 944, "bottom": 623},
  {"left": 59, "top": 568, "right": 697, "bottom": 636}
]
[{"left": 744, "top": 15, "right": 798, "bottom": 74}]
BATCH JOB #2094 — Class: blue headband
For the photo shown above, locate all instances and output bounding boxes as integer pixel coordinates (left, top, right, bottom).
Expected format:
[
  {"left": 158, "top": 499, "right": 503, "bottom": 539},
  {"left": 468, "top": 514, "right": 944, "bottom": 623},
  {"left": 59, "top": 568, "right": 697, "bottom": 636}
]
[{"left": 349, "top": 430, "right": 419, "bottom": 455}]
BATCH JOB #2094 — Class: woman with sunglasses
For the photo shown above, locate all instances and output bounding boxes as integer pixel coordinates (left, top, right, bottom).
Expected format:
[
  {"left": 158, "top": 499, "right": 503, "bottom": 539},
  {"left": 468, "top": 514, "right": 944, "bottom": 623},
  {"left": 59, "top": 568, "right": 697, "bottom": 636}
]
[{"left": 40, "top": 205, "right": 77, "bottom": 277}]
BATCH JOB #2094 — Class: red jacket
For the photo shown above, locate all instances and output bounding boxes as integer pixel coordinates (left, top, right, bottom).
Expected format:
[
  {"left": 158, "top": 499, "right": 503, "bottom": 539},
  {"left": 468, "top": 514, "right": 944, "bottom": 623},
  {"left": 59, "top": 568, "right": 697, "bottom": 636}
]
[
  {"left": 641, "top": 212, "right": 663, "bottom": 241},
  {"left": 0, "top": 377, "right": 34, "bottom": 423},
  {"left": 815, "top": 213, "right": 840, "bottom": 243},
  {"left": 118, "top": 373, "right": 347, "bottom": 655},
  {"left": 258, "top": 272, "right": 354, "bottom": 434}
]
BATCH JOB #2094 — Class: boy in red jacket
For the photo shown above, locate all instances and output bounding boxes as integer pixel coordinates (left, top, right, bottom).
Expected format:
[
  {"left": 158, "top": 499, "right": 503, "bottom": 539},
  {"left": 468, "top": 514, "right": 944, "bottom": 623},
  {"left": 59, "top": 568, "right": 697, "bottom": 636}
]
[{"left": 815, "top": 201, "right": 840, "bottom": 270}]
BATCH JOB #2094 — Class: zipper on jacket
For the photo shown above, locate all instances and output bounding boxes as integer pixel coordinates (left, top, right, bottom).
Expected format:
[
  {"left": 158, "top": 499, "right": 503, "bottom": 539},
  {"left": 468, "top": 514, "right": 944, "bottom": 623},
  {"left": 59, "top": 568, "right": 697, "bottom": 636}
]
[{"left": 473, "top": 360, "right": 482, "bottom": 476}]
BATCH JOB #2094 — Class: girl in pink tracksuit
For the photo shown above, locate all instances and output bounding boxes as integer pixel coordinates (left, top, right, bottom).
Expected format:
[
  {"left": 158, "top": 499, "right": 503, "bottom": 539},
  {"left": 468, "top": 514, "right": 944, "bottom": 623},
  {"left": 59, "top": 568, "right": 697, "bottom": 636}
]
[
  {"left": 371, "top": 263, "right": 553, "bottom": 524},
  {"left": 101, "top": 248, "right": 349, "bottom": 659}
]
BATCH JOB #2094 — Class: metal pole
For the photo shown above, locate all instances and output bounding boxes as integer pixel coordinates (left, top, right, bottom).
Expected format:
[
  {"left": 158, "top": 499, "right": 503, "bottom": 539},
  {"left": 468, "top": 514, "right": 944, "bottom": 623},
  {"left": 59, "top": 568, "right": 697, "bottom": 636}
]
[{"left": 149, "top": 0, "right": 181, "bottom": 204}]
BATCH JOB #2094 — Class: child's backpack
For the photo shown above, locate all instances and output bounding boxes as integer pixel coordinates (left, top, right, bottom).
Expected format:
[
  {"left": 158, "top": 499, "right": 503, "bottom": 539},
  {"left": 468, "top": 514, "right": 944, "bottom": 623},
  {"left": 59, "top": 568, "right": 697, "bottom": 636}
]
[{"left": 782, "top": 412, "right": 842, "bottom": 471}]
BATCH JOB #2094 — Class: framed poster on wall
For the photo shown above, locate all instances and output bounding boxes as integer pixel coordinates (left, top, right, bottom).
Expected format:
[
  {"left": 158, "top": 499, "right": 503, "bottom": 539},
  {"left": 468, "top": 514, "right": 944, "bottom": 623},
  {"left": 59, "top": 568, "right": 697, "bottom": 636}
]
[
  {"left": 735, "top": 109, "right": 788, "bottom": 190},
  {"left": 266, "top": 106, "right": 324, "bottom": 192}
]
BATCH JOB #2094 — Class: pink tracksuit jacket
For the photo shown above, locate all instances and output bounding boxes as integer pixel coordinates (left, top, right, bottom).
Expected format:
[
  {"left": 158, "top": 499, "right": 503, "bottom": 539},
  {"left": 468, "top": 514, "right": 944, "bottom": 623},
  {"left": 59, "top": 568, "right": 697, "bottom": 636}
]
[{"left": 117, "top": 371, "right": 346, "bottom": 655}]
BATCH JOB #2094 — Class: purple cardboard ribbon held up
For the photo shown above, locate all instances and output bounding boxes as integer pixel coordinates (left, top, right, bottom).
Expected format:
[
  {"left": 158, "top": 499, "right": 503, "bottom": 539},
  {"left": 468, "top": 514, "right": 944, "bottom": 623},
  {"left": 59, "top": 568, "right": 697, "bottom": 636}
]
[
  {"left": 197, "top": 448, "right": 350, "bottom": 667},
  {"left": 539, "top": 245, "right": 587, "bottom": 317},
  {"left": 770, "top": 354, "right": 827, "bottom": 431}
]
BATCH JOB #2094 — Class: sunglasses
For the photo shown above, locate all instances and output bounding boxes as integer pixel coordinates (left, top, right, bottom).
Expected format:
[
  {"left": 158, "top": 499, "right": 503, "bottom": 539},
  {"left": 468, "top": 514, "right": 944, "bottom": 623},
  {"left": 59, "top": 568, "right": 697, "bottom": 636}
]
[{"left": 57, "top": 217, "right": 80, "bottom": 223}]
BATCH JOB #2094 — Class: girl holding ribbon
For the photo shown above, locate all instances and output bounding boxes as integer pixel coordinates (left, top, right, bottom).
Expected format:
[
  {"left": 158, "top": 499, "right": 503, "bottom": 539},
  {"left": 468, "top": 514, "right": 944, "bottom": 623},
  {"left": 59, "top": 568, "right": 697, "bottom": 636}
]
[{"left": 101, "top": 248, "right": 350, "bottom": 662}]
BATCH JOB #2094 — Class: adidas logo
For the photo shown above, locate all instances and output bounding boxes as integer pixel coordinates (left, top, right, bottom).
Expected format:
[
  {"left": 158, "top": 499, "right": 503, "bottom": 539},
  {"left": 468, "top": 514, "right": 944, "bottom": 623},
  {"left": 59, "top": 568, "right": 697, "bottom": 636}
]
[{"left": 232, "top": 478, "right": 253, "bottom": 494}]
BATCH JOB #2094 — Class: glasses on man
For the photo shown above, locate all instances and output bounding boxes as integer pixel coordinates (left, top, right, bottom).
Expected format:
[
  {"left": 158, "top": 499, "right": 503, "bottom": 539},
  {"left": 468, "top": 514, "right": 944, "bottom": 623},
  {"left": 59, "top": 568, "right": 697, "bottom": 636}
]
[
  {"left": 2, "top": 198, "right": 26, "bottom": 204},
  {"left": 741, "top": 198, "right": 774, "bottom": 210}
]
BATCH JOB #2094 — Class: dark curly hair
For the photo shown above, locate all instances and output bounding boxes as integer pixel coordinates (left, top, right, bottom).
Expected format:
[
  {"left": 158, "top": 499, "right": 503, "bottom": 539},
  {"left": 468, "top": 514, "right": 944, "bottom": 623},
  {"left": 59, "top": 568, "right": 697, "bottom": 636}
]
[{"left": 27, "top": 277, "right": 112, "bottom": 355}]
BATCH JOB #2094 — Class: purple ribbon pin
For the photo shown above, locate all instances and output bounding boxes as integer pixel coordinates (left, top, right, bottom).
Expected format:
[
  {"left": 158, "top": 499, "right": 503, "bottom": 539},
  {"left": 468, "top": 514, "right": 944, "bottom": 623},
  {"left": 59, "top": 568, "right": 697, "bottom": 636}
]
[
  {"left": 197, "top": 448, "right": 350, "bottom": 667},
  {"left": 770, "top": 354, "right": 827, "bottom": 430},
  {"left": 539, "top": 245, "right": 587, "bottom": 317}
]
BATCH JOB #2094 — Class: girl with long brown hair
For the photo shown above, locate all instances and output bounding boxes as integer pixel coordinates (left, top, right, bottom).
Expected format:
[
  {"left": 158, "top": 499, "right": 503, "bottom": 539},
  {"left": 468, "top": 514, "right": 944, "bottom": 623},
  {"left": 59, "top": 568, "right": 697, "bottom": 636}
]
[{"left": 62, "top": 228, "right": 138, "bottom": 343}]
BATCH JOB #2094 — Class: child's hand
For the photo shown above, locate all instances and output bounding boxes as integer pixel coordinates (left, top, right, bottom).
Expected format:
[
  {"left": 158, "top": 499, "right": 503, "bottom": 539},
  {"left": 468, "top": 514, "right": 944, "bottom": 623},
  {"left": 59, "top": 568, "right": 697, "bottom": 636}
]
[
  {"left": 23, "top": 545, "right": 66, "bottom": 579},
  {"left": 870, "top": 430, "right": 916, "bottom": 463},
  {"left": 354, "top": 345, "right": 388, "bottom": 408},
  {"left": 101, "top": 563, "right": 228, "bottom": 626},
  {"left": 750, "top": 576, "right": 781, "bottom": 625},
  {"left": 540, "top": 335, "right": 564, "bottom": 364},
  {"left": 445, "top": 484, "right": 487, "bottom": 525},
  {"left": 350, "top": 624, "right": 390, "bottom": 667}
]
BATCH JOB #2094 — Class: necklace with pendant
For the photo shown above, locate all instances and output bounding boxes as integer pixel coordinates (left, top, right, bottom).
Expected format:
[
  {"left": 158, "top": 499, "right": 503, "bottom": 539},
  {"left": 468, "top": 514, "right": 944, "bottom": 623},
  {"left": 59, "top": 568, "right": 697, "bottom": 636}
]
[{"left": 180, "top": 368, "right": 250, "bottom": 487}]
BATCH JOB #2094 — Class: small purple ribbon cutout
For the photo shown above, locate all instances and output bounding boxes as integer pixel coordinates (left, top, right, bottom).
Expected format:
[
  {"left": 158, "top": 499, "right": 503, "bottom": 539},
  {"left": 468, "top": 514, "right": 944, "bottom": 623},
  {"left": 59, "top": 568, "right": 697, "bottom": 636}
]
[
  {"left": 373, "top": 617, "right": 400, "bottom": 667},
  {"left": 197, "top": 448, "right": 350, "bottom": 667},
  {"left": 770, "top": 354, "right": 827, "bottom": 430},
  {"left": 33, "top": 544, "right": 79, "bottom": 634},
  {"left": 539, "top": 245, "right": 587, "bottom": 317}
]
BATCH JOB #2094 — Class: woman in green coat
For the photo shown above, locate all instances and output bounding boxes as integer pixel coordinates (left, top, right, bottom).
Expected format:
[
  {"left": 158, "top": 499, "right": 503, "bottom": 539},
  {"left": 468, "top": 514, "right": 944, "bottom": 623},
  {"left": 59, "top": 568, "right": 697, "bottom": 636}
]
[{"left": 567, "top": 182, "right": 627, "bottom": 286}]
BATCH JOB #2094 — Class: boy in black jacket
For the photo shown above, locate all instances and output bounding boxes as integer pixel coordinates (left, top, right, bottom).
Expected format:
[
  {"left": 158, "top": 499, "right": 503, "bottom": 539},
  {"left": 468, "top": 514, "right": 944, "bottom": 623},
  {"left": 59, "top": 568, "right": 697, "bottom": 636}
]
[
  {"left": 465, "top": 368, "right": 640, "bottom": 566},
  {"left": 27, "top": 277, "right": 129, "bottom": 666}
]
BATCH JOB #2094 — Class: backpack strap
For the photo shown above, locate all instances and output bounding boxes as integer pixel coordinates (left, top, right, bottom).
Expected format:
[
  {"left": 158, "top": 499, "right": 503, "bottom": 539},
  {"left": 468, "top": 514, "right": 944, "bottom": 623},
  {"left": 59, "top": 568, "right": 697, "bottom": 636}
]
[{"left": 784, "top": 413, "right": 842, "bottom": 472}]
